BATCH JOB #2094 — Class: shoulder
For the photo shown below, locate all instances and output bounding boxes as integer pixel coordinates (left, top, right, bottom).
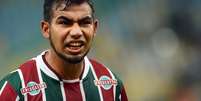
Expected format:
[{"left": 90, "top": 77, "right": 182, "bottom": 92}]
[
  {"left": 0, "top": 59, "right": 38, "bottom": 95},
  {"left": 88, "top": 58, "right": 128, "bottom": 100},
  {"left": 0, "top": 69, "right": 24, "bottom": 100},
  {"left": 89, "top": 58, "right": 124, "bottom": 85},
  {"left": 89, "top": 58, "right": 118, "bottom": 76},
  {"left": 89, "top": 58, "right": 106, "bottom": 70},
  {"left": 89, "top": 58, "right": 112, "bottom": 74},
  {"left": 0, "top": 69, "right": 20, "bottom": 86},
  {"left": 0, "top": 59, "right": 37, "bottom": 82},
  {"left": 0, "top": 69, "right": 21, "bottom": 93},
  {"left": 0, "top": 59, "right": 37, "bottom": 91}
]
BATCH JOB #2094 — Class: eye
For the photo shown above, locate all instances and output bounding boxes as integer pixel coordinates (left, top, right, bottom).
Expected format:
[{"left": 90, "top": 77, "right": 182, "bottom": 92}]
[
  {"left": 79, "top": 19, "right": 93, "bottom": 27},
  {"left": 57, "top": 17, "right": 73, "bottom": 26}
]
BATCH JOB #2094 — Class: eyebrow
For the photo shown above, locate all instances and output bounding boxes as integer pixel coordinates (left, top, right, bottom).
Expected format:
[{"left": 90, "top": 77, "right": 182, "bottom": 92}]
[
  {"left": 56, "top": 15, "right": 93, "bottom": 22},
  {"left": 79, "top": 16, "right": 93, "bottom": 21},
  {"left": 57, "top": 16, "right": 72, "bottom": 22}
]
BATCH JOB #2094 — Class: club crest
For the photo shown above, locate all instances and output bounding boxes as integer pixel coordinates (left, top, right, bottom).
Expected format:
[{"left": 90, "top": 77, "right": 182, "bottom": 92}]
[
  {"left": 94, "top": 75, "right": 117, "bottom": 90},
  {"left": 21, "top": 81, "right": 47, "bottom": 96}
]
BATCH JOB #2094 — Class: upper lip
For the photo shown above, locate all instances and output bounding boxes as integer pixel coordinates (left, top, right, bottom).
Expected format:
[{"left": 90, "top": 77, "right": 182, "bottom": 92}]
[{"left": 65, "top": 40, "right": 85, "bottom": 47}]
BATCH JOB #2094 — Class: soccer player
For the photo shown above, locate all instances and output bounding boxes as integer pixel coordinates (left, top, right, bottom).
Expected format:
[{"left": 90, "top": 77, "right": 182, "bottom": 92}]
[{"left": 0, "top": 0, "right": 128, "bottom": 101}]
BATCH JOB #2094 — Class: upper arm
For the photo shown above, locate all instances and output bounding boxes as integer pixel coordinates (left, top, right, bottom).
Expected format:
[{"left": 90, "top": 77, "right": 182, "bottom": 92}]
[
  {"left": 0, "top": 70, "right": 22, "bottom": 101},
  {"left": 119, "top": 85, "right": 128, "bottom": 101},
  {"left": 113, "top": 74, "right": 128, "bottom": 101},
  {"left": 0, "top": 80, "right": 19, "bottom": 101}
]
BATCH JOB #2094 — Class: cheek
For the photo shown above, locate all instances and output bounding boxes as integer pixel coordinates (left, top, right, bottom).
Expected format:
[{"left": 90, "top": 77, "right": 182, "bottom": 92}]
[
  {"left": 50, "top": 29, "right": 66, "bottom": 48},
  {"left": 50, "top": 31, "right": 62, "bottom": 49},
  {"left": 84, "top": 29, "right": 95, "bottom": 42}
]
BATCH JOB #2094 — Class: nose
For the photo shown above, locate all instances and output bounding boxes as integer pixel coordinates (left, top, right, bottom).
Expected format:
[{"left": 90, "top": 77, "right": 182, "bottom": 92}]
[{"left": 69, "top": 23, "right": 82, "bottom": 39}]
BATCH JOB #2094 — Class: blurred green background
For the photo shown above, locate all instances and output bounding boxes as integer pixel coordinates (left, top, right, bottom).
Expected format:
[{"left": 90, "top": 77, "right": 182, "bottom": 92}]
[{"left": 1, "top": 0, "right": 201, "bottom": 100}]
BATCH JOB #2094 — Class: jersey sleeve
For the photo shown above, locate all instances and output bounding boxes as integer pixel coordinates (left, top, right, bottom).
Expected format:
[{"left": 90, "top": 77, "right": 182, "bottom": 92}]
[
  {"left": 0, "top": 70, "right": 22, "bottom": 101},
  {"left": 119, "top": 85, "right": 128, "bottom": 101},
  {"left": 0, "top": 80, "right": 19, "bottom": 101},
  {"left": 113, "top": 73, "right": 128, "bottom": 101}
]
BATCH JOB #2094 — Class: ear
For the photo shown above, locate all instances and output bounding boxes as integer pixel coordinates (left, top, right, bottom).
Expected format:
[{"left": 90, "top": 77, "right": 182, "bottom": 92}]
[
  {"left": 40, "top": 20, "right": 50, "bottom": 39},
  {"left": 93, "top": 19, "right": 98, "bottom": 36}
]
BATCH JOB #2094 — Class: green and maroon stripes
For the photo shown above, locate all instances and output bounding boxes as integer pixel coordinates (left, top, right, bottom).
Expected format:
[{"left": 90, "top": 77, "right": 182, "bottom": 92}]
[
  {"left": 120, "top": 86, "right": 128, "bottom": 101},
  {"left": 90, "top": 59, "right": 115, "bottom": 101},
  {"left": 1, "top": 70, "right": 24, "bottom": 101},
  {"left": 82, "top": 68, "right": 100, "bottom": 101},
  {"left": 0, "top": 81, "right": 18, "bottom": 101},
  {"left": 40, "top": 71, "right": 63, "bottom": 101},
  {"left": 19, "top": 60, "right": 43, "bottom": 101},
  {"left": 110, "top": 71, "right": 128, "bottom": 101},
  {"left": 0, "top": 52, "right": 128, "bottom": 101}
]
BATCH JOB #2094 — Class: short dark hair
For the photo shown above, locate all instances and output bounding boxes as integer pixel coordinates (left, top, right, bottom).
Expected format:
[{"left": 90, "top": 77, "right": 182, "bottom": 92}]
[{"left": 43, "top": 0, "right": 94, "bottom": 22}]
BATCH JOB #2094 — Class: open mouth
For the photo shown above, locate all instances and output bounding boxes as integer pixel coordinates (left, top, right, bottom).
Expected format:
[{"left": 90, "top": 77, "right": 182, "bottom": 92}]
[{"left": 65, "top": 41, "right": 85, "bottom": 54}]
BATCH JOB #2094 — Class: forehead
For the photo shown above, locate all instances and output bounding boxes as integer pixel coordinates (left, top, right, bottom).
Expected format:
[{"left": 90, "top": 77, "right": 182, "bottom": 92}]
[{"left": 52, "top": 2, "right": 92, "bottom": 20}]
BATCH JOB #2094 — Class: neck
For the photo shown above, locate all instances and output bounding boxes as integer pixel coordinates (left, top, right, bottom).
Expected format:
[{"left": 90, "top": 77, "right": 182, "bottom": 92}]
[{"left": 45, "top": 49, "right": 84, "bottom": 80}]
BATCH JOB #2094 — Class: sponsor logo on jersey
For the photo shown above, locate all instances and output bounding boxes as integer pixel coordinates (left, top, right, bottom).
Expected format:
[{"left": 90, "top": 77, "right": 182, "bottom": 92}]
[
  {"left": 21, "top": 81, "right": 47, "bottom": 96},
  {"left": 94, "top": 75, "right": 117, "bottom": 90}
]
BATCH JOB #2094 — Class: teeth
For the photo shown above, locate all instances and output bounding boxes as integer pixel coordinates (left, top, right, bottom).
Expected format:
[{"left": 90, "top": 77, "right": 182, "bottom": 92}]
[{"left": 69, "top": 42, "right": 82, "bottom": 47}]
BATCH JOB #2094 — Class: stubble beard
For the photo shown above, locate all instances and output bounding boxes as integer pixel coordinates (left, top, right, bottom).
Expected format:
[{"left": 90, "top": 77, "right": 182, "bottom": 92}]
[{"left": 49, "top": 35, "right": 90, "bottom": 64}]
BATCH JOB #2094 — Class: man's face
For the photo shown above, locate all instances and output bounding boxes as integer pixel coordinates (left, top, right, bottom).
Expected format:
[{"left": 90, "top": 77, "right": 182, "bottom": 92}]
[{"left": 42, "top": 2, "right": 98, "bottom": 64}]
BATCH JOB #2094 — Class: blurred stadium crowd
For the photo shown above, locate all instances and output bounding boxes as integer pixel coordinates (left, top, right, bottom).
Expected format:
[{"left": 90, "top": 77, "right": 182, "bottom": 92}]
[{"left": 0, "top": 0, "right": 201, "bottom": 100}]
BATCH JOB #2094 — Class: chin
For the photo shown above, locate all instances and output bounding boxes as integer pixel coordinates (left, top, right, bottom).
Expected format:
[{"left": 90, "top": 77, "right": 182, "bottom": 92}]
[
  {"left": 57, "top": 51, "right": 87, "bottom": 64},
  {"left": 63, "top": 49, "right": 90, "bottom": 64},
  {"left": 65, "top": 55, "right": 84, "bottom": 64}
]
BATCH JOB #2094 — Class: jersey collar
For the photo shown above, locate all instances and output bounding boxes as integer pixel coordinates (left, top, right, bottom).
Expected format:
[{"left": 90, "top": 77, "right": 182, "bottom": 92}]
[{"left": 35, "top": 50, "right": 90, "bottom": 82}]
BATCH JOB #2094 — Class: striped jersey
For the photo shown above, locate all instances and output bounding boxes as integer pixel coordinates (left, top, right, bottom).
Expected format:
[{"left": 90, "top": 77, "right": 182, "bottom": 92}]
[{"left": 0, "top": 51, "right": 128, "bottom": 101}]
